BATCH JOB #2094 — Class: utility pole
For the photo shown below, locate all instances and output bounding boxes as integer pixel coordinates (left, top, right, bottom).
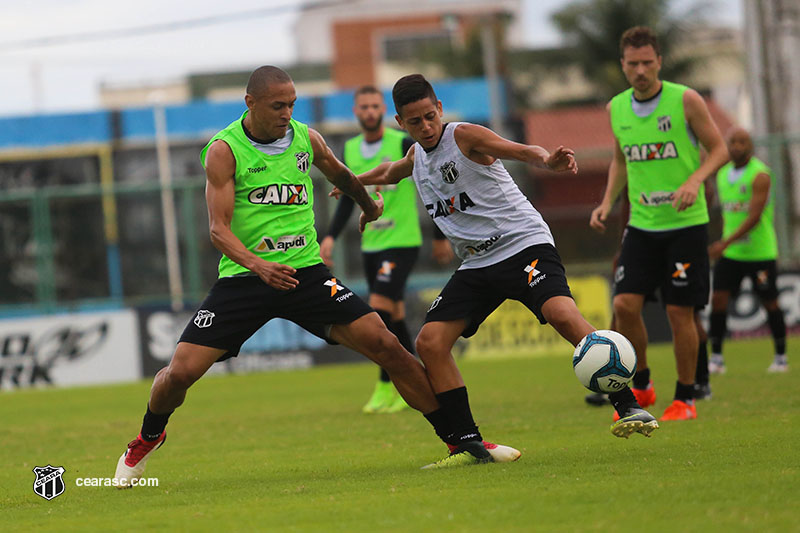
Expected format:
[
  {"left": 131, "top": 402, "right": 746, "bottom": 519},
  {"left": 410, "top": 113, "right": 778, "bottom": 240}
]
[
  {"left": 151, "top": 92, "right": 185, "bottom": 311},
  {"left": 744, "top": 0, "right": 800, "bottom": 260},
  {"left": 480, "top": 14, "right": 507, "bottom": 138}
]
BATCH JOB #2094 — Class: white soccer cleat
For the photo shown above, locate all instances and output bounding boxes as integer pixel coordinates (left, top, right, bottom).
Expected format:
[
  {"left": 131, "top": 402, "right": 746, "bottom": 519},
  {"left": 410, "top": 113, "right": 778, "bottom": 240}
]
[
  {"left": 483, "top": 441, "right": 522, "bottom": 463},
  {"left": 114, "top": 432, "right": 166, "bottom": 489},
  {"left": 708, "top": 355, "right": 727, "bottom": 375},
  {"left": 767, "top": 360, "right": 789, "bottom": 373}
]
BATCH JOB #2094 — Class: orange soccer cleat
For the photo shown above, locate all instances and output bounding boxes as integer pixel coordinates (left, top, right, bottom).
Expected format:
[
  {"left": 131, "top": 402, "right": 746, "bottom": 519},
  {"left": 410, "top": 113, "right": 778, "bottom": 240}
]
[
  {"left": 631, "top": 381, "right": 656, "bottom": 408},
  {"left": 660, "top": 399, "right": 697, "bottom": 421}
]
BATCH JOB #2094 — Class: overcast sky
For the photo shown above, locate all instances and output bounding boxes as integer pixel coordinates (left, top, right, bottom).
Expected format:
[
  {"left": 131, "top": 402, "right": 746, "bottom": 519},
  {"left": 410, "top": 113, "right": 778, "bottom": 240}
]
[{"left": 0, "top": 0, "right": 742, "bottom": 117}]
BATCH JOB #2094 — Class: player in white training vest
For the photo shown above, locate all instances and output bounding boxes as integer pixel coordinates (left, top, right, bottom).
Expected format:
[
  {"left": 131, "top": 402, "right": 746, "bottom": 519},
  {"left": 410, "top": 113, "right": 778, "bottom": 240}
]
[
  {"left": 332, "top": 74, "right": 659, "bottom": 466},
  {"left": 412, "top": 120, "right": 554, "bottom": 268}
]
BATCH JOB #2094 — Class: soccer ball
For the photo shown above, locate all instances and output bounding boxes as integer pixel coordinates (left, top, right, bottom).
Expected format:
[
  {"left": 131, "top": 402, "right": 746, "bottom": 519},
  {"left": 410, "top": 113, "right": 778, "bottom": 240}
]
[{"left": 572, "top": 330, "right": 637, "bottom": 393}]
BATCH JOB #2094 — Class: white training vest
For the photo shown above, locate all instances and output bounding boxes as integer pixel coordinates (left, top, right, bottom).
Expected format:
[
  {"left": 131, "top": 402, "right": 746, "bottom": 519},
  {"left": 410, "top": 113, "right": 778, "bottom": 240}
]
[{"left": 412, "top": 122, "right": 554, "bottom": 269}]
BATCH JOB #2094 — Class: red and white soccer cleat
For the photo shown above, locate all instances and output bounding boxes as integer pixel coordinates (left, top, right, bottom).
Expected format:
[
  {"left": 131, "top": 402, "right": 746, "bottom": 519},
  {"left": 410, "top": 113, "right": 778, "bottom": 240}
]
[{"left": 113, "top": 432, "right": 166, "bottom": 488}]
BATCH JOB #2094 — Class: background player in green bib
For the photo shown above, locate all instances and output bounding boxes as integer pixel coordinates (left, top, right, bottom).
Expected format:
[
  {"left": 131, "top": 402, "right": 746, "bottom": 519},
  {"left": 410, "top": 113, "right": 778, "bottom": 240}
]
[
  {"left": 590, "top": 26, "right": 729, "bottom": 422},
  {"left": 707, "top": 127, "right": 788, "bottom": 374},
  {"left": 320, "top": 86, "right": 454, "bottom": 414},
  {"left": 113, "top": 67, "right": 519, "bottom": 486}
]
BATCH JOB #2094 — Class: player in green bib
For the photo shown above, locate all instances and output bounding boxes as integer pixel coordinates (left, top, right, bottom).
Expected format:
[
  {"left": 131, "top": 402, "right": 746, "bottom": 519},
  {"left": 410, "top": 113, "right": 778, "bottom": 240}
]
[
  {"left": 590, "top": 27, "right": 729, "bottom": 422},
  {"left": 319, "top": 86, "right": 453, "bottom": 414},
  {"left": 113, "top": 67, "right": 519, "bottom": 485},
  {"left": 707, "top": 128, "right": 788, "bottom": 373}
]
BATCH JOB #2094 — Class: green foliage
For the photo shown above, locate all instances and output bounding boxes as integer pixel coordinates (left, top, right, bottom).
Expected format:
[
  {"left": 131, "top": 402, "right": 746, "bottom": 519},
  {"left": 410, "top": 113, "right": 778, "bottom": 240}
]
[
  {"left": 552, "top": 0, "right": 710, "bottom": 99},
  {"left": 2, "top": 337, "right": 797, "bottom": 531}
]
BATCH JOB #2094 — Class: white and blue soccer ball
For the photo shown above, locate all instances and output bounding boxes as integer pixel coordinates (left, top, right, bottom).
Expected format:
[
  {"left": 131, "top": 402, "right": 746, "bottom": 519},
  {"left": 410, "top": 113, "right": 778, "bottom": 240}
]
[{"left": 573, "top": 330, "right": 637, "bottom": 393}]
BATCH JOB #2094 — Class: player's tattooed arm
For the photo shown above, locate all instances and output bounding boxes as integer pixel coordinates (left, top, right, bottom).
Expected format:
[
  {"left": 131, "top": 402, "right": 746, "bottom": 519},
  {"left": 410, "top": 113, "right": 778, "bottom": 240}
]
[
  {"left": 309, "top": 128, "right": 383, "bottom": 232},
  {"left": 204, "top": 140, "right": 298, "bottom": 290},
  {"left": 453, "top": 123, "right": 577, "bottom": 173}
]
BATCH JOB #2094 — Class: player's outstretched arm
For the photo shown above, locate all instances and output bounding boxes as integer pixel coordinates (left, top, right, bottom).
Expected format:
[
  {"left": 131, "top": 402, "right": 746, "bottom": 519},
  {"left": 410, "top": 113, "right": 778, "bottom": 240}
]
[
  {"left": 673, "top": 89, "right": 730, "bottom": 212},
  {"left": 709, "top": 172, "right": 771, "bottom": 259},
  {"left": 204, "top": 140, "right": 298, "bottom": 290},
  {"left": 309, "top": 128, "right": 383, "bottom": 232},
  {"left": 453, "top": 123, "right": 578, "bottom": 173},
  {"left": 360, "top": 145, "right": 415, "bottom": 185},
  {"left": 329, "top": 145, "right": 415, "bottom": 199}
]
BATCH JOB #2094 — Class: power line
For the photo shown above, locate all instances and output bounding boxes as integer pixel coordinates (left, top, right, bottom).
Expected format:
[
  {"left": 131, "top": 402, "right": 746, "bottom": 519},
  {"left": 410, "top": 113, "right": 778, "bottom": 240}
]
[{"left": 0, "top": 0, "right": 356, "bottom": 53}]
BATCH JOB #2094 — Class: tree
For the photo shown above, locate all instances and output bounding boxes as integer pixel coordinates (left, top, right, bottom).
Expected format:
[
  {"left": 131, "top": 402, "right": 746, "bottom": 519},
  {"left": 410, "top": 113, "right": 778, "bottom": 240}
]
[{"left": 551, "top": 0, "right": 709, "bottom": 99}]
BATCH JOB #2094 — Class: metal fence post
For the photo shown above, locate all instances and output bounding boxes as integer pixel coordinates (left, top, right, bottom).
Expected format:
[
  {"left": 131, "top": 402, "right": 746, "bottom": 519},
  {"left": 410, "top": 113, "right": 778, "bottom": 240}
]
[{"left": 30, "top": 194, "right": 56, "bottom": 309}]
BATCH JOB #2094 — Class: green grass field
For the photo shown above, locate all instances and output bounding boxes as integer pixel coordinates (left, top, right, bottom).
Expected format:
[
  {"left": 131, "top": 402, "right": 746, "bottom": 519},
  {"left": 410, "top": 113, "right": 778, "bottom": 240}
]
[{"left": 2, "top": 337, "right": 798, "bottom": 532}]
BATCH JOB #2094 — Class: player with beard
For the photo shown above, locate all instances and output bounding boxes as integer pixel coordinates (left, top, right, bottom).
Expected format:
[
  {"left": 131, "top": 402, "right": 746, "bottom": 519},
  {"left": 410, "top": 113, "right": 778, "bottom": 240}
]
[
  {"left": 320, "top": 86, "right": 454, "bottom": 413},
  {"left": 590, "top": 26, "right": 729, "bottom": 421}
]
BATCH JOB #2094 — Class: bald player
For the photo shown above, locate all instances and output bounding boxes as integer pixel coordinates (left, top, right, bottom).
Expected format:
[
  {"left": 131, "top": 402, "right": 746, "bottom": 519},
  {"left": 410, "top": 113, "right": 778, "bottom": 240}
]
[
  {"left": 112, "top": 66, "right": 520, "bottom": 486},
  {"left": 707, "top": 127, "right": 788, "bottom": 374}
]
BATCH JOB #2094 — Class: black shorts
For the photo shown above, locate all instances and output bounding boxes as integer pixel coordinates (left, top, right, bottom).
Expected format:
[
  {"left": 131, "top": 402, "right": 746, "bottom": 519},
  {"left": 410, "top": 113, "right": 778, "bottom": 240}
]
[
  {"left": 615, "top": 224, "right": 710, "bottom": 307},
  {"left": 713, "top": 257, "right": 779, "bottom": 300},
  {"left": 179, "top": 263, "right": 373, "bottom": 361},
  {"left": 362, "top": 247, "right": 419, "bottom": 301},
  {"left": 424, "top": 244, "right": 573, "bottom": 338}
]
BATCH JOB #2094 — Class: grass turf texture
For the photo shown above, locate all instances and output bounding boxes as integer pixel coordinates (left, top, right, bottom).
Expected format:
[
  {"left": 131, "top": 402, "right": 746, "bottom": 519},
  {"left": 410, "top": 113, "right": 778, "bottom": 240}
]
[{"left": 2, "top": 337, "right": 797, "bottom": 532}]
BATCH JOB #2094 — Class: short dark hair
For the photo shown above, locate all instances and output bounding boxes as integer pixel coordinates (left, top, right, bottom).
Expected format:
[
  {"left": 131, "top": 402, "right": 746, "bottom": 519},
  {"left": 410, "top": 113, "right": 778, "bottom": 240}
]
[
  {"left": 619, "top": 26, "right": 660, "bottom": 57},
  {"left": 392, "top": 74, "right": 437, "bottom": 115},
  {"left": 246, "top": 66, "right": 293, "bottom": 97},
  {"left": 354, "top": 85, "right": 381, "bottom": 100}
]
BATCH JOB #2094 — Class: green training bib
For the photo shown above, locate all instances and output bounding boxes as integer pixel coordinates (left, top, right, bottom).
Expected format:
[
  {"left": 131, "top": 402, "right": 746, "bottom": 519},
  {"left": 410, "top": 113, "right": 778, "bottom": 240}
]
[
  {"left": 343, "top": 128, "right": 422, "bottom": 251},
  {"left": 200, "top": 112, "right": 321, "bottom": 277},
  {"left": 717, "top": 157, "right": 777, "bottom": 261},
  {"left": 610, "top": 81, "right": 707, "bottom": 230}
]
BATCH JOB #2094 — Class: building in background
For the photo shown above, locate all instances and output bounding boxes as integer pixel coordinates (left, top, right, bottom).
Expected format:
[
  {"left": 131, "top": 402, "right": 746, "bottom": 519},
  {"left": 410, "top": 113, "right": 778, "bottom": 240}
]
[{"left": 294, "top": 0, "right": 524, "bottom": 88}]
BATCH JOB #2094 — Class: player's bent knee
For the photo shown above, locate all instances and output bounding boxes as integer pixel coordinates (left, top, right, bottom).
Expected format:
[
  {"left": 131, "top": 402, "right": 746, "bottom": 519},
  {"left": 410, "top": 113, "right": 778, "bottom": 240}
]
[
  {"left": 665, "top": 305, "right": 694, "bottom": 323},
  {"left": 415, "top": 330, "right": 443, "bottom": 360},
  {"left": 366, "top": 330, "right": 407, "bottom": 366},
  {"left": 164, "top": 365, "right": 203, "bottom": 391},
  {"left": 711, "top": 292, "right": 728, "bottom": 311},
  {"left": 546, "top": 311, "right": 573, "bottom": 336},
  {"left": 613, "top": 296, "right": 640, "bottom": 320}
]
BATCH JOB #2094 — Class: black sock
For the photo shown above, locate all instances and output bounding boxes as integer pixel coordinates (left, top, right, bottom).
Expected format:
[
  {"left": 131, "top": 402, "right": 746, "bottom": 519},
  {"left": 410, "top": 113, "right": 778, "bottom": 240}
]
[
  {"left": 435, "top": 387, "right": 482, "bottom": 445},
  {"left": 766, "top": 309, "right": 786, "bottom": 355},
  {"left": 392, "top": 319, "right": 415, "bottom": 355},
  {"left": 609, "top": 387, "right": 638, "bottom": 417},
  {"left": 375, "top": 309, "right": 393, "bottom": 383},
  {"left": 710, "top": 311, "right": 727, "bottom": 354},
  {"left": 141, "top": 404, "right": 173, "bottom": 441},
  {"left": 695, "top": 340, "right": 709, "bottom": 385},
  {"left": 423, "top": 408, "right": 452, "bottom": 444},
  {"left": 674, "top": 382, "right": 695, "bottom": 403},
  {"left": 632, "top": 367, "right": 650, "bottom": 390}
]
